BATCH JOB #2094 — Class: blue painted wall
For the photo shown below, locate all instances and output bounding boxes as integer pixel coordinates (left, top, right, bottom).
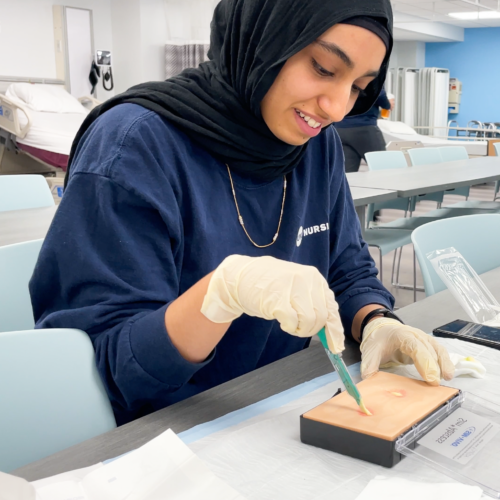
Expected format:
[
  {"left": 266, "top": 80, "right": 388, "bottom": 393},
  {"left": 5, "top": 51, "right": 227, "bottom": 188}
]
[{"left": 426, "top": 28, "right": 500, "bottom": 127}]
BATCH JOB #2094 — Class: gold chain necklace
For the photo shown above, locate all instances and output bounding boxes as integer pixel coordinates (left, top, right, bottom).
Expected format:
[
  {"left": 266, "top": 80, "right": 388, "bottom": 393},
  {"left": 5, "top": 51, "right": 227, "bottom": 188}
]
[{"left": 226, "top": 165, "right": 287, "bottom": 248}]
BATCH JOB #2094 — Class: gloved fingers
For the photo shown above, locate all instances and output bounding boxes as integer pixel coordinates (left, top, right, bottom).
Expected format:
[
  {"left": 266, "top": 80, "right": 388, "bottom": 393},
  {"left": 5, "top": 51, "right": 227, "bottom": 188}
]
[
  {"left": 427, "top": 335, "right": 456, "bottom": 381},
  {"left": 360, "top": 343, "right": 384, "bottom": 380},
  {"left": 396, "top": 331, "right": 441, "bottom": 385},
  {"left": 324, "top": 287, "right": 344, "bottom": 353},
  {"left": 289, "top": 277, "right": 328, "bottom": 337},
  {"left": 273, "top": 299, "right": 300, "bottom": 335}
]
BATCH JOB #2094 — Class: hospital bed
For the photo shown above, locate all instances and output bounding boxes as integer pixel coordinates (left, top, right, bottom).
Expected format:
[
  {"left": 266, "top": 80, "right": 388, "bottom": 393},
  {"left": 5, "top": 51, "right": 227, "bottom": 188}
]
[
  {"left": 378, "top": 119, "right": 489, "bottom": 157},
  {"left": 0, "top": 78, "right": 100, "bottom": 175}
]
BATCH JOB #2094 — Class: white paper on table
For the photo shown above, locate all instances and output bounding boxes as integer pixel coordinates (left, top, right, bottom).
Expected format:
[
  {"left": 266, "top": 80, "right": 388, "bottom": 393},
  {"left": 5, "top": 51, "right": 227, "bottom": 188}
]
[
  {"left": 188, "top": 338, "right": 499, "bottom": 500},
  {"left": 355, "top": 475, "right": 483, "bottom": 500},
  {"left": 34, "top": 429, "right": 245, "bottom": 500}
]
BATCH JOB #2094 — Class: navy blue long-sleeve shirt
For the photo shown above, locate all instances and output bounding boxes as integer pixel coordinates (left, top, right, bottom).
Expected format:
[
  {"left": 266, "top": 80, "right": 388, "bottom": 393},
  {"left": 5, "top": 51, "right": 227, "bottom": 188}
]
[
  {"left": 30, "top": 104, "right": 394, "bottom": 425},
  {"left": 335, "top": 88, "right": 391, "bottom": 129}
]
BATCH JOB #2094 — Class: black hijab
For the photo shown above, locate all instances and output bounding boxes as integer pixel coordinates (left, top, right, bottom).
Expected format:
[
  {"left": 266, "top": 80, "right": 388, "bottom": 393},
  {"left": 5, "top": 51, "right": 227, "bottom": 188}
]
[{"left": 65, "top": 0, "right": 393, "bottom": 186}]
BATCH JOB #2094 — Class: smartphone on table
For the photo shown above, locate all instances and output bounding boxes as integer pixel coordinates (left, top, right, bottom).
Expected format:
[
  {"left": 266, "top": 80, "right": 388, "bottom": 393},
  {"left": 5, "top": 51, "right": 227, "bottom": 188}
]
[{"left": 433, "top": 319, "right": 500, "bottom": 350}]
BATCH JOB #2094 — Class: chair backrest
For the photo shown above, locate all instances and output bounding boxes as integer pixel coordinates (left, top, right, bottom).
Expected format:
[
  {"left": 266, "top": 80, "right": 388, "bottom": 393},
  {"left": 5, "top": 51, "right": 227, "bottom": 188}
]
[
  {"left": 0, "top": 239, "right": 43, "bottom": 333},
  {"left": 0, "top": 328, "right": 116, "bottom": 472},
  {"left": 494, "top": 142, "right": 500, "bottom": 156},
  {"left": 407, "top": 147, "right": 444, "bottom": 166},
  {"left": 411, "top": 214, "right": 500, "bottom": 296},
  {"left": 365, "top": 151, "right": 408, "bottom": 170},
  {"left": 0, "top": 175, "right": 54, "bottom": 212},
  {"left": 439, "top": 146, "right": 469, "bottom": 162}
]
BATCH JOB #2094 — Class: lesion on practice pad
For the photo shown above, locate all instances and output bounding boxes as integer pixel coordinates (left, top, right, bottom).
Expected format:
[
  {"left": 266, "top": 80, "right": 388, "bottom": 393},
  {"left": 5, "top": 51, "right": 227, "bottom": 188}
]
[
  {"left": 303, "top": 372, "right": 459, "bottom": 441},
  {"left": 386, "top": 389, "right": 406, "bottom": 398}
]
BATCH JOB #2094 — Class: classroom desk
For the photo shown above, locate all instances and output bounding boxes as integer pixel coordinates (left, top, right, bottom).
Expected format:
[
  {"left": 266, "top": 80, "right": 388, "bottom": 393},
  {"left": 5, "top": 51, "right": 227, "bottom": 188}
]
[
  {"left": 14, "top": 266, "right": 500, "bottom": 481},
  {"left": 0, "top": 189, "right": 388, "bottom": 247},
  {"left": 0, "top": 205, "right": 57, "bottom": 247},
  {"left": 349, "top": 186, "right": 398, "bottom": 233},
  {"left": 346, "top": 156, "right": 500, "bottom": 198}
]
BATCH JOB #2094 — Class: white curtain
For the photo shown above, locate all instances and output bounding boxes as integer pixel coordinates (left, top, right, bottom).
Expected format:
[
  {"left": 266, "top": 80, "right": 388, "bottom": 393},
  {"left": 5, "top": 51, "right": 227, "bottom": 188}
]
[
  {"left": 163, "top": 0, "right": 217, "bottom": 78},
  {"left": 165, "top": 42, "right": 210, "bottom": 79}
]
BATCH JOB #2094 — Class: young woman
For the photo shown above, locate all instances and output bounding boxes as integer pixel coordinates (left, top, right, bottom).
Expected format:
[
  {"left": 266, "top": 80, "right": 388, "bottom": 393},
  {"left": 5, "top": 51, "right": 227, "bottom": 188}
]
[{"left": 30, "top": 0, "right": 454, "bottom": 425}]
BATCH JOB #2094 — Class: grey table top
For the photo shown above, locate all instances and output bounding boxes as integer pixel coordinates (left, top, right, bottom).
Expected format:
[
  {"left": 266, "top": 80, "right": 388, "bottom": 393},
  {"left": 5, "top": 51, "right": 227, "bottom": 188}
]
[
  {"left": 349, "top": 186, "right": 398, "bottom": 206},
  {"left": 0, "top": 205, "right": 57, "bottom": 247},
  {"left": 13, "top": 337, "right": 361, "bottom": 481},
  {"left": 15, "top": 267, "right": 500, "bottom": 481},
  {"left": 347, "top": 157, "right": 500, "bottom": 197}
]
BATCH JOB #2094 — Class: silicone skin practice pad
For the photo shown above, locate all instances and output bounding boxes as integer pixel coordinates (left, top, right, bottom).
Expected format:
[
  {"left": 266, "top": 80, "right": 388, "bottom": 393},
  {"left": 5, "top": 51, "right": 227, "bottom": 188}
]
[{"left": 300, "top": 372, "right": 459, "bottom": 467}]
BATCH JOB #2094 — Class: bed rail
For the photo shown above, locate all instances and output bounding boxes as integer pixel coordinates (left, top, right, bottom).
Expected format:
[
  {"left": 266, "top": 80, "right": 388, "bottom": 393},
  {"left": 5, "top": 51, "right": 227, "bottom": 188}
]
[
  {"left": 78, "top": 95, "right": 102, "bottom": 111},
  {"left": 0, "top": 94, "right": 31, "bottom": 139}
]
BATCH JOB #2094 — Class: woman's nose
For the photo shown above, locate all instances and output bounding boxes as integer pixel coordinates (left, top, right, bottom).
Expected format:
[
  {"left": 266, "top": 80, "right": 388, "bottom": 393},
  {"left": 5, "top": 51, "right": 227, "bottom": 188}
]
[{"left": 318, "top": 85, "right": 353, "bottom": 124}]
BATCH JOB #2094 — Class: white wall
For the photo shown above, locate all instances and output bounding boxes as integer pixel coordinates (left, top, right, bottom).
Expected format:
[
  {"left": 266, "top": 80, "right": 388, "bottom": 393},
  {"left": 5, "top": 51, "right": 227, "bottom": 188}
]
[
  {"left": 110, "top": 0, "right": 218, "bottom": 94},
  {"left": 389, "top": 41, "right": 426, "bottom": 69},
  {"left": 0, "top": 0, "right": 114, "bottom": 100},
  {"left": 110, "top": 0, "right": 142, "bottom": 94},
  {"left": 163, "top": 0, "right": 218, "bottom": 42}
]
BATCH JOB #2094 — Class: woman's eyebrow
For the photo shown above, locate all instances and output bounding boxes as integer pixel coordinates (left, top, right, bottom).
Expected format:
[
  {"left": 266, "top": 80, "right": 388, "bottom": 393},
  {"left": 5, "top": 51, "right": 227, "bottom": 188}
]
[
  {"left": 314, "top": 39, "right": 353, "bottom": 68},
  {"left": 314, "top": 39, "right": 381, "bottom": 78}
]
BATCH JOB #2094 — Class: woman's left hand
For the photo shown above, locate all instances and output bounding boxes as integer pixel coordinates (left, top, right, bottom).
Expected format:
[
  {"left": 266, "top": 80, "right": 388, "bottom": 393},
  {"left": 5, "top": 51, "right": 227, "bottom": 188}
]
[{"left": 360, "top": 318, "right": 455, "bottom": 385}]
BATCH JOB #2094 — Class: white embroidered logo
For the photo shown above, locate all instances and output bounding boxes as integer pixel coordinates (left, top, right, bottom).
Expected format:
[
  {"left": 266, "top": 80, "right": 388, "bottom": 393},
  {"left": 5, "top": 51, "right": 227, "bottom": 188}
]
[{"left": 296, "top": 223, "right": 329, "bottom": 247}]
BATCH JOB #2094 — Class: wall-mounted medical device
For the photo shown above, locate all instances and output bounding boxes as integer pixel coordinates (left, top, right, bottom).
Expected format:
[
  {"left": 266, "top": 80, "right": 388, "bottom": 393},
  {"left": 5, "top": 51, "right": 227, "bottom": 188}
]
[
  {"left": 449, "top": 78, "right": 462, "bottom": 114},
  {"left": 93, "top": 50, "right": 114, "bottom": 91}
]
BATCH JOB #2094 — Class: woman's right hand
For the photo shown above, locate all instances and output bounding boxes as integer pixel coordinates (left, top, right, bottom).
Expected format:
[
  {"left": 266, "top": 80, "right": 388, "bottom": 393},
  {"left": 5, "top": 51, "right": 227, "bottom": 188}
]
[{"left": 201, "top": 255, "right": 345, "bottom": 353}]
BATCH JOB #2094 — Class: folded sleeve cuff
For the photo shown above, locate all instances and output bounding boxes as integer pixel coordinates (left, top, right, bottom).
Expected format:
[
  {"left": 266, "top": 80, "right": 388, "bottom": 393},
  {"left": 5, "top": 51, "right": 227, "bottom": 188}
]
[
  {"left": 128, "top": 303, "right": 215, "bottom": 386},
  {"left": 338, "top": 290, "right": 394, "bottom": 340}
]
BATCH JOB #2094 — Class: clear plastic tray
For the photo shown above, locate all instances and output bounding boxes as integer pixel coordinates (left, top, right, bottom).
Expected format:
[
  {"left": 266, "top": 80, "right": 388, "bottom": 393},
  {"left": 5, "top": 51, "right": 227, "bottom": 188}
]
[{"left": 396, "top": 392, "right": 500, "bottom": 498}]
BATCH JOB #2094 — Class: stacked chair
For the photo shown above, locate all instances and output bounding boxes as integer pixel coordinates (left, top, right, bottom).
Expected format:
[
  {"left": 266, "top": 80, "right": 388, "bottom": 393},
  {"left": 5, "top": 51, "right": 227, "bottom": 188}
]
[
  {"left": 412, "top": 214, "right": 500, "bottom": 296},
  {"left": 363, "top": 147, "right": 500, "bottom": 301},
  {"left": 0, "top": 175, "right": 116, "bottom": 472},
  {"left": 362, "top": 151, "right": 415, "bottom": 292},
  {"left": 0, "top": 174, "right": 54, "bottom": 212}
]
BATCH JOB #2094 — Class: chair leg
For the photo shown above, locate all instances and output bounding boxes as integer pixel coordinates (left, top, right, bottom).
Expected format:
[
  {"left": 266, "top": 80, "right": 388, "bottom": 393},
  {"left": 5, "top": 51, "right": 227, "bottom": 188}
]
[
  {"left": 395, "top": 245, "right": 403, "bottom": 283},
  {"left": 390, "top": 248, "right": 398, "bottom": 284},
  {"left": 413, "top": 246, "right": 417, "bottom": 303},
  {"left": 391, "top": 245, "right": 425, "bottom": 293},
  {"left": 379, "top": 248, "right": 383, "bottom": 284},
  {"left": 437, "top": 202, "right": 442, "bottom": 209}
]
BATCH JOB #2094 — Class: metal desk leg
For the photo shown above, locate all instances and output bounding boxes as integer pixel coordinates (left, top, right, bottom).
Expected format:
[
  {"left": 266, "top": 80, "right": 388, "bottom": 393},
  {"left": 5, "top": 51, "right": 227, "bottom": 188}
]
[{"left": 355, "top": 205, "right": 366, "bottom": 237}]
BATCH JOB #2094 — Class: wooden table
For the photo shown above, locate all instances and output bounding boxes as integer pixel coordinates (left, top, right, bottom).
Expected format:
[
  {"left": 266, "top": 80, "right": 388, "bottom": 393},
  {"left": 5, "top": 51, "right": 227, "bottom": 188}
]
[
  {"left": 0, "top": 206, "right": 57, "bottom": 247},
  {"left": 347, "top": 157, "right": 500, "bottom": 198},
  {"left": 14, "top": 267, "right": 500, "bottom": 481}
]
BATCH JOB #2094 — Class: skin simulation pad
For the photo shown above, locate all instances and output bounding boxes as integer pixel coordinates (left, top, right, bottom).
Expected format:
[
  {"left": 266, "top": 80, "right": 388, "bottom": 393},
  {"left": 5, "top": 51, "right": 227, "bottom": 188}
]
[{"left": 300, "top": 372, "right": 460, "bottom": 467}]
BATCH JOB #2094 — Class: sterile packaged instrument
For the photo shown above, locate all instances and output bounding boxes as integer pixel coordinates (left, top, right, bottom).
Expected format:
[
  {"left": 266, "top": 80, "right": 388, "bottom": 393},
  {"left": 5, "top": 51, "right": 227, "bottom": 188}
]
[{"left": 427, "top": 247, "right": 500, "bottom": 326}]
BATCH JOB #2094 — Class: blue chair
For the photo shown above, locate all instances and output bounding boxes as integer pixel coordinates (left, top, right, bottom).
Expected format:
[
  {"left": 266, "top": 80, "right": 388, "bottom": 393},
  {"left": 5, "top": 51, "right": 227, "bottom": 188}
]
[
  {"left": 407, "top": 148, "right": 445, "bottom": 207},
  {"left": 439, "top": 146, "right": 469, "bottom": 162},
  {"left": 411, "top": 214, "right": 500, "bottom": 296},
  {"left": 363, "top": 228, "right": 416, "bottom": 298},
  {"left": 0, "top": 175, "right": 54, "bottom": 212},
  {"left": 438, "top": 146, "right": 470, "bottom": 199},
  {"left": 0, "top": 239, "right": 43, "bottom": 333},
  {"left": 365, "top": 151, "right": 414, "bottom": 224},
  {"left": 494, "top": 143, "right": 500, "bottom": 201},
  {"left": 0, "top": 328, "right": 116, "bottom": 472}
]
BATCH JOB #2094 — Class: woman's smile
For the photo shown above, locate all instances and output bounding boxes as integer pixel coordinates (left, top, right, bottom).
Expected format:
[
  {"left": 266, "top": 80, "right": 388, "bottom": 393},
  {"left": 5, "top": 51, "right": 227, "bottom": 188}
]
[{"left": 293, "top": 108, "right": 323, "bottom": 138}]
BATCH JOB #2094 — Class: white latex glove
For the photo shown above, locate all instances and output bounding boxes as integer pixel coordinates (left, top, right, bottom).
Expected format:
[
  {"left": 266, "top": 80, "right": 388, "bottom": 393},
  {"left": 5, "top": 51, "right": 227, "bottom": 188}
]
[
  {"left": 0, "top": 472, "right": 35, "bottom": 500},
  {"left": 201, "top": 255, "right": 344, "bottom": 353},
  {"left": 360, "top": 318, "right": 455, "bottom": 385}
]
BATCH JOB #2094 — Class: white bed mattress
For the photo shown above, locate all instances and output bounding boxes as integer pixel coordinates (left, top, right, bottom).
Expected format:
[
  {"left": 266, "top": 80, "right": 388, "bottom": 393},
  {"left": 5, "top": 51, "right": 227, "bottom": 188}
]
[
  {"left": 16, "top": 108, "right": 87, "bottom": 155},
  {"left": 378, "top": 119, "right": 488, "bottom": 156}
]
